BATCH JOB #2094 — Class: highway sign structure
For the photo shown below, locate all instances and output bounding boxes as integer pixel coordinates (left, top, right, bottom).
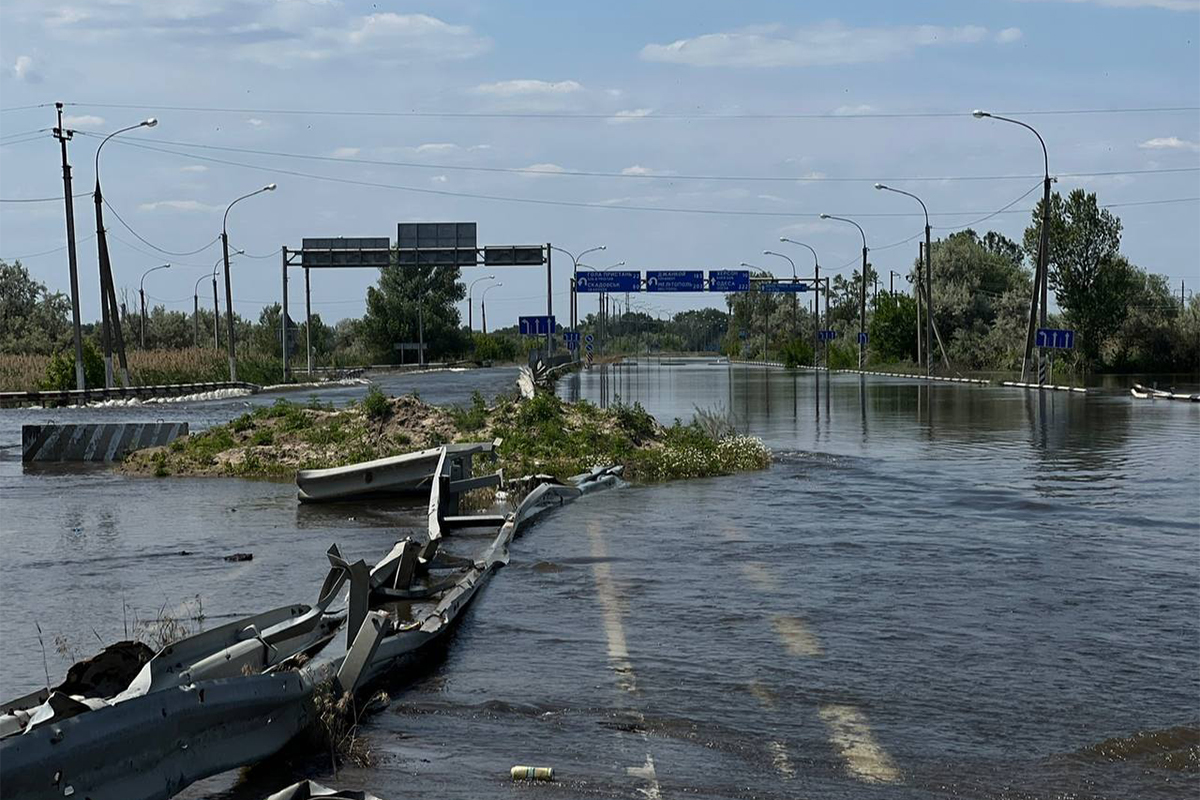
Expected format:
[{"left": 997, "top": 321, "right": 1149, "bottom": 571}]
[
  {"left": 817, "top": 330, "right": 839, "bottom": 342},
  {"left": 484, "top": 245, "right": 545, "bottom": 266},
  {"left": 760, "top": 281, "right": 809, "bottom": 293},
  {"left": 396, "top": 222, "right": 477, "bottom": 267},
  {"left": 1035, "top": 328, "right": 1076, "bottom": 350},
  {"left": 300, "top": 237, "right": 391, "bottom": 268},
  {"left": 519, "top": 315, "right": 557, "bottom": 336},
  {"left": 708, "top": 270, "right": 751, "bottom": 292},
  {"left": 646, "top": 270, "right": 704, "bottom": 292},
  {"left": 575, "top": 271, "right": 642, "bottom": 293}
]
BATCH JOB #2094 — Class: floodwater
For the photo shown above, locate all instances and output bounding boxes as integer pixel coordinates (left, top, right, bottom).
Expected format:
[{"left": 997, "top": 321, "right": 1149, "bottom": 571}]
[{"left": 2, "top": 361, "right": 1197, "bottom": 798}]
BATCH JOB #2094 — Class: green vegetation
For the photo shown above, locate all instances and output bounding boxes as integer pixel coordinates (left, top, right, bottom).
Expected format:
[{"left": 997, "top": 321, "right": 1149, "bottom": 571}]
[{"left": 122, "top": 390, "right": 771, "bottom": 484}]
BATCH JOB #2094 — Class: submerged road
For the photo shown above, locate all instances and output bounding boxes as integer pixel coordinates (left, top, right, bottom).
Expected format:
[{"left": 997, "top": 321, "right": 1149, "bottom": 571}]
[{"left": 1, "top": 361, "right": 1197, "bottom": 798}]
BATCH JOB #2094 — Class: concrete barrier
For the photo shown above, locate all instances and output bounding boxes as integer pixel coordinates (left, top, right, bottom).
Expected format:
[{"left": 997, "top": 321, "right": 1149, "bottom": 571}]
[{"left": 22, "top": 422, "right": 188, "bottom": 463}]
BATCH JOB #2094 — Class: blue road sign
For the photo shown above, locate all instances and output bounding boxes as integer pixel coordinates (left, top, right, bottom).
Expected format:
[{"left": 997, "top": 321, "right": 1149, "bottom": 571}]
[
  {"left": 817, "top": 330, "right": 839, "bottom": 342},
  {"left": 584, "top": 333, "right": 595, "bottom": 344},
  {"left": 760, "top": 281, "right": 809, "bottom": 293},
  {"left": 646, "top": 270, "right": 704, "bottom": 292},
  {"left": 575, "top": 271, "right": 642, "bottom": 293},
  {"left": 1035, "top": 328, "right": 1075, "bottom": 350},
  {"left": 563, "top": 330, "right": 581, "bottom": 345},
  {"left": 585, "top": 343, "right": 594, "bottom": 353},
  {"left": 857, "top": 331, "right": 869, "bottom": 345},
  {"left": 518, "top": 315, "right": 557, "bottom": 336},
  {"left": 708, "top": 270, "right": 751, "bottom": 292}
]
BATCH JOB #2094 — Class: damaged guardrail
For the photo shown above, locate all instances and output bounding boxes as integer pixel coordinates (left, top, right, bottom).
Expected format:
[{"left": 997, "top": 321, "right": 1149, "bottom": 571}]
[{"left": 0, "top": 440, "right": 624, "bottom": 800}]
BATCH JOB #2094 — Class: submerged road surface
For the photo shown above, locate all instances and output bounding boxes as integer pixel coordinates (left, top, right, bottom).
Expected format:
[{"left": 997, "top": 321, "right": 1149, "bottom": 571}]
[{"left": 2, "top": 361, "right": 1197, "bottom": 798}]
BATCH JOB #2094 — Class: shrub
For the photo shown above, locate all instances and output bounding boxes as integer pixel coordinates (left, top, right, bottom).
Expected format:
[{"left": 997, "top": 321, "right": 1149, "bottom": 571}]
[
  {"left": 43, "top": 339, "right": 105, "bottom": 391},
  {"left": 362, "top": 384, "right": 389, "bottom": 420}
]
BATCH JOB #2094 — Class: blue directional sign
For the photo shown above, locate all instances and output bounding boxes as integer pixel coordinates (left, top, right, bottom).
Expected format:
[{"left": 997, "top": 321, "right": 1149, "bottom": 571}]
[
  {"left": 563, "top": 330, "right": 581, "bottom": 347},
  {"left": 575, "top": 271, "right": 642, "bottom": 293},
  {"left": 760, "top": 281, "right": 809, "bottom": 293},
  {"left": 518, "top": 315, "right": 556, "bottom": 336},
  {"left": 646, "top": 270, "right": 704, "bottom": 292},
  {"left": 857, "top": 331, "right": 869, "bottom": 345},
  {"left": 817, "top": 330, "right": 839, "bottom": 342},
  {"left": 708, "top": 270, "right": 751, "bottom": 292},
  {"left": 1035, "top": 328, "right": 1075, "bottom": 350}
]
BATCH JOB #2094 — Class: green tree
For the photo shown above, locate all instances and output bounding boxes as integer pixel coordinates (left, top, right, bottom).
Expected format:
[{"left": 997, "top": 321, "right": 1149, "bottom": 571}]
[
  {"left": 0, "top": 260, "right": 72, "bottom": 354},
  {"left": 1025, "top": 189, "right": 1134, "bottom": 366},
  {"left": 363, "top": 261, "right": 468, "bottom": 362},
  {"left": 869, "top": 292, "right": 918, "bottom": 364}
]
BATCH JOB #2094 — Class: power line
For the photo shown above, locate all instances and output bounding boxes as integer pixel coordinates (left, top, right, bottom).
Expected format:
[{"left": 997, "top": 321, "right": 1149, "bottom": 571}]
[
  {"left": 0, "top": 134, "right": 49, "bottom": 148},
  {"left": 70, "top": 132, "right": 1200, "bottom": 184},
  {"left": 89, "top": 135, "right": 1200, "bottom": 220},
  {"left": 53, "top": 101, "right": 1200, "bottom": 120},
  {"left": 0, "top": 103, "right": 54, "bottom": 113},
  {"left": 100, "top": 197, "right": 222, "bottom": 256},
  {"left": 1, "top": 233, "right": 96, "bottom": 261},
  {"left": 0, "top": 192, "right": 90, "bottom": 203},
  {"left": 0, "top": 128, "right": 49, "bottom": 141}
]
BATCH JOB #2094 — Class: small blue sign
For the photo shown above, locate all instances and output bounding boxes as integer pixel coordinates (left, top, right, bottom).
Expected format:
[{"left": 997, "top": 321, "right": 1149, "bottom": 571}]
[
  {"left": 585, "top": 333, "right": 594, "bottom": 344},
  {"left": 575, "top": 271, "right": 642, "bottom": 293},
  {"left": 585, "top": 343, "right": 594, "bottom": 353},
  {"left": 646, "top": 270, "right": 704, "bottom": 292},
  {"left": 1035, "top": 328, "right": 1075, "bottom": 350},
  {"left": 817, "top": 330, "right": 839, "bottom": 342},
  {"left": 857, "top": 331, "right": 869, "bottom": 345},
  {"left": 760, "top": 281, "right": 809, "bottom": 293},
  {"left": 563, "top": 330, "right": 581, "bottom": 347},
  {"left": 519, "top": 315, "right": 557, "bottom": 336},
  {"left": 709, "top": 270, "right": 751, "bottom": 292}
]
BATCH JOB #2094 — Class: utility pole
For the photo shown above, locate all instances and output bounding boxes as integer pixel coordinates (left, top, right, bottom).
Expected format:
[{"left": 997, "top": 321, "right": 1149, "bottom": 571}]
[
  {"left": 860, "top": 246, "right": 867, "bottom": 368},
  {"left": 305, "top": 266, "right": 314, "bottom": 374},
  {"left": 916, "top": 244, "right": 924, "bottom": 369},
  {"left": 212, "top": 271, "right": 220, "bottom": 349},
  {"left": 221, "top": 231, "right": 237, "bottom": 380},
  {"left": 545, "top": 243, "right": 553, "bottom": 358},
  {"left": 53, "top": 103, "right": 86, "bottom": 390},
  {"left": 281, "top": 247, "right": 290, "bottom": 383},
  {"left": 924, "top": 221, "right": 933, "bottom": 379}
]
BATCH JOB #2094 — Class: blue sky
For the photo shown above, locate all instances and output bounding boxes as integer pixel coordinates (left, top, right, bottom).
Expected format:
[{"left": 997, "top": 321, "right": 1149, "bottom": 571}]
[{"left": 1, "top": 0, "right": 1197, "bottom": 329}]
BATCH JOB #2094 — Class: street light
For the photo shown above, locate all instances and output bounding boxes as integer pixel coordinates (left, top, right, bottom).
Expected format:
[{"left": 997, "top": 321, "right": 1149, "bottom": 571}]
[
  {"left": 763, "top": 250, "right": 798, "bottom": 338},
  {"left": 575, "top": 258, "right": 622, "bottom": 348},
  {"left": 780, "top": 237, "right": 823, "bottom": 367},
  {"left": 209, "top": 250, "right": 242, "bottom": 349},
  {"left": 974, "top": 109, "right": 1052, "bottom": 384},
  {"left": 138, "top": 263, "right": 170, "bottom": 349},
  {"left": 551, "top": 244, "right": 605, "bottom": 340},
  {"left": 740, "top": 262, "right": 774, "bottom": 363},
  {"left": 93, "top": 115, "right": 157, "bottom": 387},
  {"left": 221, "top": 183, "right": 276, "bottom": 380},
  {"left": 820, "top": 213, "right": 869, "bottom": 368},
  {"left": 480, "top": 282, "right": 503, "bottom": 334},
  {"left": 467, "top": 274, "right": 497, "bottom": 332},
  {"left": 875, "top": 183, "right": 933, "bottom": 377},
  {"left": 193, "top": 271, "right": 209, "bottom": 347}
]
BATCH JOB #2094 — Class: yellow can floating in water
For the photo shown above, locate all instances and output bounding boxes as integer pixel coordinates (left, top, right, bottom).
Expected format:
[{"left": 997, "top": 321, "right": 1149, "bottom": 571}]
[{"left": 510, "top": 765, "right": 555, "bottom": 781}]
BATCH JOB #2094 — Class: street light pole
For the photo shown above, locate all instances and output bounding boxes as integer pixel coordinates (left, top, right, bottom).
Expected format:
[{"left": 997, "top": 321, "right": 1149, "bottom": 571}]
[
  {"left": 820, "top": 214, "right": 869, "bottom": 368},
  {"left": 763, "top": 250, "right": 798, "bottom": 339},
  {"left": 221, "top": 184, "right": 276, "bottom": 381},
  {"left": 481, "top": 282, "right": 502, "bottom": 335},
  {"left": 53, "top": 102, "right": 86, "bottom": 390},
  {"left": 974, "top": 110, "right": 1052, "bottom": 384},
  {"left": 875, "top": 184, "right": 933, "bottom": 378},
  {"left": 780, "top": 238, "right": 822, "bottom": 367},
  {"left": 193, "top": 272, "right": 209, "bottom": 347},
  {"left": 94, "top": 116, "right": 157, "bottom": 387},
  {"left": 467, "top": 274, "right": 497, "bottom": 332},
  {"left": 139, "top": 263, "right": 170, "bottom": 349}
]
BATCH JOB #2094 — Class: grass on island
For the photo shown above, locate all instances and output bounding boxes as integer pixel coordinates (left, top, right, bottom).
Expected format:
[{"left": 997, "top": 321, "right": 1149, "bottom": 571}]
[{"left": 122, "top": 385, "right": 771, "bottom": 483}]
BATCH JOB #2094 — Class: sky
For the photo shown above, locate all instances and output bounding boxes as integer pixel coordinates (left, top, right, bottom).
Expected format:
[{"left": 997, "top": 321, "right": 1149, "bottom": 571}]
[{"left": 1, "top": 0, "right": 1198, "bottom": 331}]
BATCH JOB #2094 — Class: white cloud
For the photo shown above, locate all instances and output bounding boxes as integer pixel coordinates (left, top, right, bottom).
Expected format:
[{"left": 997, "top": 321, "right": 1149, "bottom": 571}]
[
  {"left": 520, "top": 163, "right": 566, "bottom": 177},
  {"left": 246, "top": 118, "right": 265, "bottom": 127},
  {"left": 138, "top": 199, "right": 220, "bottom": 213},
  {"left": 414, "top": 143, "right": 459, "bottom": 154},
  {"left": 341, "top": 13, "right": 490, "bottom": 59},
  {"left": 1016, "top": 0, "right": 1197, "bottom": 11},
  {"left": 797, "top": 171, "right": 828, "bottom": 181},
  {"left": 180, "top": 165, "right": 208, "bottom": 173},
  {"left": 62, "top": 114, "right": 105, "bottom": 128},
  {"left": 468, "top": 144, "right": 492, "bottom": 152},
  {"left": 995, "top": 27, "right": 1024, "bottom": 42},
  {"left": 431, "top": 175, "right": 448, "bottom": 183},
  {"left": 833, "top": 104, "right": 875, "bottom": 116},
  {"left": 11, "top": 55, "right": 41, "bottom": 83},
  {"left": 473, "top": 79, "right": 583, "bottom": 96},
  {"left": 1139, "top": 136, "right": 1200, "bottom": 151},
  {"left": 641, "top": 22, "right": 1002, "bottom": 68},
  {"left": 331, "top": 147, "right": 360, "bottom": 158},
  {"left": 609, "top": 108, "right": 654, "bottom": 124},
  {"left": 621, "top": 165, "right": 656, "bottom": 176}
]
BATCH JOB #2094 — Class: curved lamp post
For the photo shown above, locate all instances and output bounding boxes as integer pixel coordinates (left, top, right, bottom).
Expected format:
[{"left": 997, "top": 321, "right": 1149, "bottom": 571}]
[
  {"left": 480, "top": 282, "right": 503, "bottom": 334},
  {"left": 780, "top": 237, "right": 823, "bottom": 367},
  {"left": 467, "top": 274, "right": 497, "bottom": 332},
  {"left": 875, "top": 183, "right": 934, "bottom": 377},
  {"left": 820, "top": 213, "right": 869, "bottom": 368},
  {"left": 552, "top": 244, "right": 605, "bottom": 337},
  {"left": 974, "top": 109, "right": 1052, "bottom": 383},
  {"left": 575, "top": 257, "right": 622, "bottom": 349},
  {"left": 740, "top": 261, "right": 774, "bottom": 363},
  {"left": 138, "top": 263, "right": 170, "bottom": 348},
  {"left": 94, "top": 116, "right": 157, "bottom": 387},
  {"left": 221, "top": 184, "right": 276, "bottom": 380},
  {"left": 763, "top": 249, "right": 799, "bottom": 338},
  {"left": 193, "top": 271, "right": 210, "bottom": 347}
]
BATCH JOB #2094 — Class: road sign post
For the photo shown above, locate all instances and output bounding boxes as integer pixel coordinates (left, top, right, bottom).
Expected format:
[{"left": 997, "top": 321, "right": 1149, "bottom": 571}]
[
  {"left": 646, "top": 270, "right": 704, "bottom": 292},
  {"left": 708, "top": 270, "right": 751, "bottom": 292},
  {"left": 575, "top": 271, "right": 642, "bottom": 293}
]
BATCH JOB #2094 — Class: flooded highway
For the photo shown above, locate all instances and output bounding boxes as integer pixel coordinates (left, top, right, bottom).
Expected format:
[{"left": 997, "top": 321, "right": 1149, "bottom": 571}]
[{"left": 2, "top": 362, "right": 1197, "bottom": 798}]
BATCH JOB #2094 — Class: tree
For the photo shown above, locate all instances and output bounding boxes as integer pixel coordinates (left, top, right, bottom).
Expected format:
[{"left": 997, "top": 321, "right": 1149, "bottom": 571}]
[
  {"left": 869, "top": 292, "right": 918, "bottom": 364},
  {"left": 0, "top": 260, "right": 72, "bottom": 354},
  {"left": 1026, "top": 189, "right": 1134, "bottom": 366},
  {"left": 362, "top": 260, "right": 468, "bottom": 362}
]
